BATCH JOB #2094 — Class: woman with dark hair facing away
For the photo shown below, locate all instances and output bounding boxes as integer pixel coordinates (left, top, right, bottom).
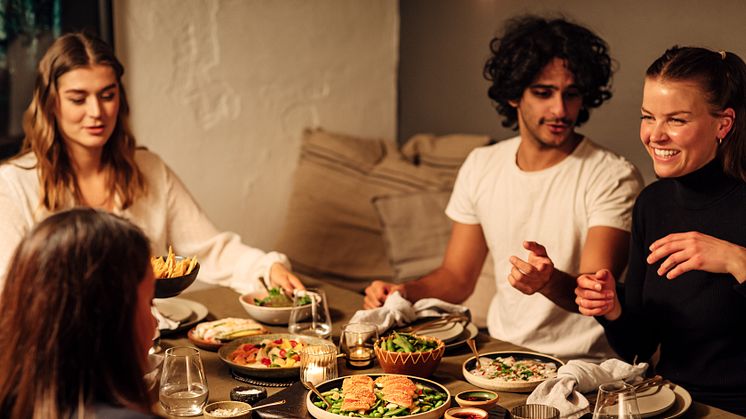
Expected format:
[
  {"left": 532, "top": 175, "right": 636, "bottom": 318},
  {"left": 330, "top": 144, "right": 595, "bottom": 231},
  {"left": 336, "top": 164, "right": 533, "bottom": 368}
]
[
  {"left": 0, "top": 208, "right": 157, "bottom": 418},
  {"left": 0, "top": 32, "right": 303, "bottom": 295},
  {"left": 576, "top": 47, "right": 746, "bottom": 414}
]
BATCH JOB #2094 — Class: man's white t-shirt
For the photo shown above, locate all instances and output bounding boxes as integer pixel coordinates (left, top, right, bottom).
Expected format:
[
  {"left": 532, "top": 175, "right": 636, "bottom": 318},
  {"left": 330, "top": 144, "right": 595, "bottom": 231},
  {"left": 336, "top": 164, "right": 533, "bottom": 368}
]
[{"left": 446, "top": 136, "right": 643, "bottom": 361}]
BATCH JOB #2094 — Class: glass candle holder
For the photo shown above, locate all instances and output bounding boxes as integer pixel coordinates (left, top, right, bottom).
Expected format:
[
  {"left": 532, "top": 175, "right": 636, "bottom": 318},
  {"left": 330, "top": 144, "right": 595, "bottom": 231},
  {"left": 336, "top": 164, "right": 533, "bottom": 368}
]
[
  {"left": 339, "top": 322, "right": 378, "bottom": 369},
  {"left": 300, "top": 344, "right": 338, "bottom": 386}
]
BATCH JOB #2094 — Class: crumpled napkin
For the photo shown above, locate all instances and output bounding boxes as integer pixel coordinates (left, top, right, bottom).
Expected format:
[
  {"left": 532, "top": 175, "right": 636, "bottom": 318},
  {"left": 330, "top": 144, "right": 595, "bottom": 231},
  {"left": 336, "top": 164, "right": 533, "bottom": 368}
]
[
  {"left": 151, "top": 305, "right": 180, "bottom": 330},
  {"left": 349, "top": 291, "right": 469, "bottom": 334},
  {"left": 527, "top": 358, "right": 648, "bottom": 419}
]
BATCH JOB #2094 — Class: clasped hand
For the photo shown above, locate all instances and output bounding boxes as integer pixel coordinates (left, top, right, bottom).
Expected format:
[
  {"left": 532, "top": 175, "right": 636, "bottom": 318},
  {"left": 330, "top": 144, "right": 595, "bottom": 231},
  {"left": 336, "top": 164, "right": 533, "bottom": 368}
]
[{"left": 508, "top": 241, "right": 555, "bottom": 295}]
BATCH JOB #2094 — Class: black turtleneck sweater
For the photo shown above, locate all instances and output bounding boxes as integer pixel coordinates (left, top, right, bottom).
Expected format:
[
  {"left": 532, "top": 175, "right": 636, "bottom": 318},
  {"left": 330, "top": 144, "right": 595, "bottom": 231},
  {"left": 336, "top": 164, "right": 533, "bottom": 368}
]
[{"left": 600, "top": 159, "right": 746, "bottom": 415}]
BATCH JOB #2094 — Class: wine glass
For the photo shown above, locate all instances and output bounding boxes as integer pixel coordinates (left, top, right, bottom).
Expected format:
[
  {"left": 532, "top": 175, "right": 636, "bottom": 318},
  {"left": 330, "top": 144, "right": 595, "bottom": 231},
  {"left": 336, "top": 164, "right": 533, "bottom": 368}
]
[
  {"left": 159, "top": 346, "right": 209, "bottom": 416},
  {"left": 593, "top": 382, "right": 641, "bottom": 419},
  {"left": 288, "top": 288, "right": 332, "bottom": 339}
]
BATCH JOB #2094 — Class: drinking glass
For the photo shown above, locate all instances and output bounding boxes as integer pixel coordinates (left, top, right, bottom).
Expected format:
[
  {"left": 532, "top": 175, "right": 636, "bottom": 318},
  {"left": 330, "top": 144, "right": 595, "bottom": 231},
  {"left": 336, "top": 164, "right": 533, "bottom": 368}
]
[
  {"left": 339, "top": 322, "right": 378, "bottom": 368},
  {"left": 288, "top": 288, "right": 332, "bottom": 339},
  {"left": 510, "top": 404, "right": 560, "bottom": 419},
  {"left": 300, "top": 344, "right": 338, "bottom": 385},
  {"left": 592, "top": 382, "right": 642, "bottom": 419},
  {"left": 159, "top": 346, "right": 209, "bottom": 416}
]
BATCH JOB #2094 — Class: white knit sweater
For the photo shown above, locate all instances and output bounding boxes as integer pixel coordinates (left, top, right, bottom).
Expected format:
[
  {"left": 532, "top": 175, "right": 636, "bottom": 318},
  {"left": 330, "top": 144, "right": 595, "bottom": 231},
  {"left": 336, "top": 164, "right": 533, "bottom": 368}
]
[{"left": 0, "top": 149, "right": 289, "bottom": 294}]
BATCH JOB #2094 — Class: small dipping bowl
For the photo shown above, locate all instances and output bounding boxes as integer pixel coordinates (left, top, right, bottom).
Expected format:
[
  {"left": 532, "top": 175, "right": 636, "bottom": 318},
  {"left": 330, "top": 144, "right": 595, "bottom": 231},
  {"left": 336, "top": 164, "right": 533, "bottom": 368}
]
[
  {"left": 204, "top": 400, "right": 252, "bottom": 418},
  {"left": 230, "top": 385, "right": 267, "bottom": 404},
  {"left": 445, "top": 407, "right": 489, "bottom": 419},
  {"left": 455, "top": 389, "right": 499, "bottom": 409}
]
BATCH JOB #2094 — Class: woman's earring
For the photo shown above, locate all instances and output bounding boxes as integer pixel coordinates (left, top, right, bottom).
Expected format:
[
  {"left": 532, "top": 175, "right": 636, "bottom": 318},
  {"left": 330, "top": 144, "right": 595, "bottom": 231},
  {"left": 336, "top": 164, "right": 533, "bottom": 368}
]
[{"left": 717, "top": 137, "right": 723, "bottom": 145}]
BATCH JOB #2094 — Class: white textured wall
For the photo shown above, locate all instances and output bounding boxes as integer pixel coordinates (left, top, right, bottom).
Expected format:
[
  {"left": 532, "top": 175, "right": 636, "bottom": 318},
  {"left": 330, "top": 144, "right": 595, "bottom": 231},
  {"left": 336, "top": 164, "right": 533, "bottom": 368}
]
[{"left": 113, "top": 0, "right": 398, "bottom": 249}]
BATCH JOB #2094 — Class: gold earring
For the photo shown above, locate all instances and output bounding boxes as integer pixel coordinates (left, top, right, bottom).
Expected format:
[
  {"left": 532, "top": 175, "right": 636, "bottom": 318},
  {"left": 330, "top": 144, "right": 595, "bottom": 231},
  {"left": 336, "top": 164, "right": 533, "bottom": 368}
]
[{"left": 717, "top": 137, "right": 723, "bottom": 144}]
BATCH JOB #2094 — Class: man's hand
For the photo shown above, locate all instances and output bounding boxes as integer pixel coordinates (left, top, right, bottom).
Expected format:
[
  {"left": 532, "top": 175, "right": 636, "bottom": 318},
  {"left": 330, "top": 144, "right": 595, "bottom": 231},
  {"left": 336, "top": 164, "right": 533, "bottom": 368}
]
[
  {"left": 508, "top": 241, "right": 555, "bottom": 295},
  {"left": 648, "top": 231, "right": 746, "bottom": 282},
  {"left": 364, "top": 280, "right": 405, "bottom": 309},
  {"left": 575, "top": 269, "right": 621, "bottom": 320},
  {"left": 269, "top": 263, "right": 305, "bottom": 295}
]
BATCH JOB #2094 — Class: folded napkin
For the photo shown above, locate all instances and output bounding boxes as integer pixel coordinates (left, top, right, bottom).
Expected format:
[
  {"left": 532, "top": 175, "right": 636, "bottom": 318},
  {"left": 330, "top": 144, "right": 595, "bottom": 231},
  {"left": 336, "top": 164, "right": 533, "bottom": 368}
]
[
  {"left": 526, "top": 358, "right": 648, "bottom": 419},
  {"left": 349, "top": 291, "right": 469, "bottom": 334},
  {"left": 151, "top": 306, "right": 180, "bottom": 330}
]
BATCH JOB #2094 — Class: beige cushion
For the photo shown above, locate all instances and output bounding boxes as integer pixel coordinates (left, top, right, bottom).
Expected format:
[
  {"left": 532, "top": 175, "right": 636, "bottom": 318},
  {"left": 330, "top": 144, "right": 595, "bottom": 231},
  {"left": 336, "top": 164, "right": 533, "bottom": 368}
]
[{"left": 275, "top": 128, "right": 490, "bottom": 291}]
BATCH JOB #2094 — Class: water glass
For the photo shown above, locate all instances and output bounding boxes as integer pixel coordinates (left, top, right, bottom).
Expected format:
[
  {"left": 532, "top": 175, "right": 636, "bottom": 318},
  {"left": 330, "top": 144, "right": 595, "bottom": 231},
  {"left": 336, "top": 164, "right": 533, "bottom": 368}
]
[
  {"left": 288, "top": 288, "right": 332, "bottom": 339},
  {"left": 510, "top": 404, "right": 560, "bottom": 419},
  {"left": 592, "top": 382, "right": 641, "bottom": 419},
  {"left": 339, "top": 322, "right": 378, "bottom": 368},
  {"left": 159, "top": 346, "right": 209, "bottom": 416},
  {"left": 300, "top": 344, "right": 338, "bottom": 386}
]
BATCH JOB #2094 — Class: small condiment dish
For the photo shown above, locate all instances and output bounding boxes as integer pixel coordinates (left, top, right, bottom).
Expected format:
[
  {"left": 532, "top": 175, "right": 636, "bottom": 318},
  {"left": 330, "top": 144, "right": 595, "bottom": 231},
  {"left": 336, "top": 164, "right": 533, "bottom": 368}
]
[
  {"left": 203, "top": 400, "right": 252, "bottom": 418},
  {"left": 455, "top": 389, "right": 499, "bottom": 409},
  {"left": 445, "top": 406, "right": 489, "bottom": 419}
]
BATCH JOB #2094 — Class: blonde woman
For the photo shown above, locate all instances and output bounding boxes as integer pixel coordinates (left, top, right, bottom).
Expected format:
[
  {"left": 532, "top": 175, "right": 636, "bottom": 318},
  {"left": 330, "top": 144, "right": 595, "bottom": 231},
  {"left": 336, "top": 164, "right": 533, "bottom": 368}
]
[{"left": 0, "top": 32, "right": 303, "bottom": 294}]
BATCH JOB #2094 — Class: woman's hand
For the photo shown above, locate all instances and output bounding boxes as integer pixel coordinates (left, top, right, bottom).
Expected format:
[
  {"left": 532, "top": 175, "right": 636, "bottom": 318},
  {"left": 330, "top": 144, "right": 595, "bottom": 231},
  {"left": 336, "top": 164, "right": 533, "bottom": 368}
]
[
  {"left": 269, "top": 263, "right": 305, "bottom": 295},
  {"left": 364, "top": 280, "right": 405, "bottom": 309},
  {"left": 575, "top": 269, "right": 622, "bottom": 320},
  {"left": 648, "top": 231, "right": 746, "bottom": 282}
]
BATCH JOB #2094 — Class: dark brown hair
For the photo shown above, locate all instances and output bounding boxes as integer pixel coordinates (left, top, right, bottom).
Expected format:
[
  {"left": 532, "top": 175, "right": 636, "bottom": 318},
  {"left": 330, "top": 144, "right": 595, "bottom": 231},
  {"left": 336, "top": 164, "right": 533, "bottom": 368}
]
[
  {"left": 0, "top": 208, "right": 152, "bottom": 418},
  {"left": 484, "top": 15, "right": 613, "bottom": 129},
  {"left": 646, "top": 46, "right": 746, "bottom": 182},
  {"left": 19, "top": 32, "right": 145, "bottom": 210}
]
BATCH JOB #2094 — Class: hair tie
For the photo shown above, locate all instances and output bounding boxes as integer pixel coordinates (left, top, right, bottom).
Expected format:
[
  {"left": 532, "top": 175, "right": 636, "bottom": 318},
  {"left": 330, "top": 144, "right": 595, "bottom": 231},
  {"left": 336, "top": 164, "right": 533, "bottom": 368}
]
[{"left": 719, "top": 50, "right": 727, "bottom": 60}]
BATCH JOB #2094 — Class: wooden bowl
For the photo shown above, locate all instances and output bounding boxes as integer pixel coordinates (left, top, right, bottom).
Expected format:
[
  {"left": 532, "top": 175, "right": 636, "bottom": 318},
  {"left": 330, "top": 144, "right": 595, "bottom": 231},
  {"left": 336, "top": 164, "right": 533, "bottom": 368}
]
[{"left": 373, "top": 334, "right": 445, "bottom": 377}]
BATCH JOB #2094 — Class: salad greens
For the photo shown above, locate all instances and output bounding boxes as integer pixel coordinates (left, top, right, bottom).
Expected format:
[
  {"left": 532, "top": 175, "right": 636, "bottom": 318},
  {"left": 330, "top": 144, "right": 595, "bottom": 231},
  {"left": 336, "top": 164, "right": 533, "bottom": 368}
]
[
  {"left": 379, "top": 332, "right": 439, "bottom": 353},
  {"left": 312, "top": 382, "right": 446, "bottom": 417},
  {"left": 253, "top": 287, "right": 311, "bottom": 307}
]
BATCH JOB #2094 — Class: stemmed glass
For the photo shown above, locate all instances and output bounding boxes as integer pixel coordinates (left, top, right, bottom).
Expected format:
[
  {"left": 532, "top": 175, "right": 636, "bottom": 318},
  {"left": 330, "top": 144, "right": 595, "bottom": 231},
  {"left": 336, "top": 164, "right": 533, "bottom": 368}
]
[
  {"left": 288, "top": 288, "right": 332, "bottom": 339},
  {"left": 593, "top": 382, "right": 642, "bottom": 419},
  {"left": 159, "top": 346, "right": 209, "bottom": 416}
]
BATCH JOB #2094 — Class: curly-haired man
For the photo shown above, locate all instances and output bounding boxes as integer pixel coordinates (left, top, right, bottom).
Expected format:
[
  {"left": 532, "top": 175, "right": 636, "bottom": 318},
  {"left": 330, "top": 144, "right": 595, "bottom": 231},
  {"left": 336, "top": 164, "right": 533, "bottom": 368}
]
[{"left": 365, "top": 16, "right": 643, "bottom": 361}]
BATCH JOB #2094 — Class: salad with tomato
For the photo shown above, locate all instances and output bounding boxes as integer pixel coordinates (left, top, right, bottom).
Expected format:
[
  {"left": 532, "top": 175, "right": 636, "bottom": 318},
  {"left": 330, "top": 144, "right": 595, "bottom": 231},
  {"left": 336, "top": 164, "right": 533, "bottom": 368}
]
[{"left": 229, "top": 337, "right": 305, "bottom": 368}]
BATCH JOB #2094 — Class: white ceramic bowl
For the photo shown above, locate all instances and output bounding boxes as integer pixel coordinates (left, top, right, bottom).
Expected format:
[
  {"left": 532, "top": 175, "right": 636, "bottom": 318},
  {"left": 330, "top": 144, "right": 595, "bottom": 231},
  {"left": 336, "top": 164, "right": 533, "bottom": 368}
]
[{"left": 238, "top": 291, "right": 311, "bottom": 325}]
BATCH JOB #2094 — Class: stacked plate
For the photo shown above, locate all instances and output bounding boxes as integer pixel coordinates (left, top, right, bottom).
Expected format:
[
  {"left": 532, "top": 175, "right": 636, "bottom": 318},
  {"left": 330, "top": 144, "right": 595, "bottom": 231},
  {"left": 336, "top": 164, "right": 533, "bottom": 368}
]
[
  {"left": 154, "top": 297, "right": 209, "bottom": 335},
  {"left": 408, "top": 318, "right": 478, "bottom": 350}
]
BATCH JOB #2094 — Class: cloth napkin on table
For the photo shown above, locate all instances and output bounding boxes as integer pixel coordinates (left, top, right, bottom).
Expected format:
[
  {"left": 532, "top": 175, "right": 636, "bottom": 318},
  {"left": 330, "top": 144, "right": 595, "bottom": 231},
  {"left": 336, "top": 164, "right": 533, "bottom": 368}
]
[
  {"left": 151, "top": 306, "right": 180, "bottom": 330},
  {"left": 349, "top": 291, "right": 469, "bottom": 334},
  {"left": 526, "top": 358, "right": 648, "bottom": 419}
]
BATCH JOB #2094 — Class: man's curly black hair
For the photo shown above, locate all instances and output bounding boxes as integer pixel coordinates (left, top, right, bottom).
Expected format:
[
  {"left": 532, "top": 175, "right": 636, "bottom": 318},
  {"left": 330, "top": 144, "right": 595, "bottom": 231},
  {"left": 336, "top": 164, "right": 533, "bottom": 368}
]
[{"left": 483, "top": 15, "right": 613, "bottom": 129}]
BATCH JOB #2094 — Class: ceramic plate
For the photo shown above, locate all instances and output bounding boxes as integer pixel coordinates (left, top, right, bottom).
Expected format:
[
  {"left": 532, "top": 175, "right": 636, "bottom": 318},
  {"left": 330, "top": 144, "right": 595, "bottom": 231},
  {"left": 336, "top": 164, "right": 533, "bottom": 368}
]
[
  {"left": 158, "top": 298, "right": 209, "bottom": 335},
  {"left": 414, "top": 321, "right": 464, "bottom": 343},
  {"left": 445, "top": 322, "right": 479, "bottom": 350},
  {"left": 154, "top": 298, "right": 192, "bottom": 322},
  {"left": 218, "top": 333, "right": 330, "bottom": 378},
  {"left": 306, "top": 374, "right": 450, "bottom": 419},
  {"left": 636, "top": 385, "right": 676, "bottom": 418},
  {"left": 661, "top": 384, "right": 692, "bottom": 419},
  {"left": 462, "top": 351, "right": 564, "bottom": 393}
]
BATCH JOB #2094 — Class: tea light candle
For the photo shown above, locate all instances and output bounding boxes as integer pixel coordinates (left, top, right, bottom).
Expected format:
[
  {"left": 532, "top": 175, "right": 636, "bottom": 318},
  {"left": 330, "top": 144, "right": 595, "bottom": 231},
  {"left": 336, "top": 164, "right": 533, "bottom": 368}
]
[
  {"left": 348, "top": 346, "right": 373, "bottom": 368},
  {"left": 304, "top": 364, "right": 326, "bottom": 385}
]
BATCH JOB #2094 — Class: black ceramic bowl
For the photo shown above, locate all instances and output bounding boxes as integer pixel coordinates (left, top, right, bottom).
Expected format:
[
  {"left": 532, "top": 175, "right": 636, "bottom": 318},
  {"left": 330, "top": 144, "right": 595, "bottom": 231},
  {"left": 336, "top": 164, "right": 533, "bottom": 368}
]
[{"left": 154, "top": 256, "right": 200, "bottom": 298}]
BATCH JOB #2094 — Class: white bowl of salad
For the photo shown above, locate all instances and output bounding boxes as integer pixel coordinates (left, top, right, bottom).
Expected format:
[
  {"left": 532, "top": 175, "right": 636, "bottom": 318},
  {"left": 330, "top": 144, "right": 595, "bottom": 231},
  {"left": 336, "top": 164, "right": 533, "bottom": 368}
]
[
  {"left": 218, "top": 333, "right": 330, "bottom": 378},
  {"left": 239, "top": 288, "right": 312, "bottom": 325}
]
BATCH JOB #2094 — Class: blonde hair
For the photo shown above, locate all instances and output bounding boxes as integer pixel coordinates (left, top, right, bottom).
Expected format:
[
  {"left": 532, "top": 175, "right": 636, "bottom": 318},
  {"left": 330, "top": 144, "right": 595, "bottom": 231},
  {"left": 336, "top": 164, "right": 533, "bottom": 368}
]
[{"left": 19, "top": 32, "right": 145, "bottom": 210}]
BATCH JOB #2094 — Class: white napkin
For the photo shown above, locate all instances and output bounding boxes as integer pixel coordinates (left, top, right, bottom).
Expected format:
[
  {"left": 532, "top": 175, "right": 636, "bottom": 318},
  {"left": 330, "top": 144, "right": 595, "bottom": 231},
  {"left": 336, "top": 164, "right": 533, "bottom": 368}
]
[
  {"left": 349, "top": 291, "right": 469, "bottom": 334},
  {"left": 526, "top": 359, "right": 648, "bottom": 419},
  {"left": 151, "top": 305, "right": 180, "bottom": 330}
]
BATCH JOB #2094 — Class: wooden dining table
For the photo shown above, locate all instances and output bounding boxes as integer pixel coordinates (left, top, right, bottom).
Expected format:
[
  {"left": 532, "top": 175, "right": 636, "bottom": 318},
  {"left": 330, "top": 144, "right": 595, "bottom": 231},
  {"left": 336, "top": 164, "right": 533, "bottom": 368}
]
[{"left": 160, "top": 278, "right": 738, "bottom": 418}]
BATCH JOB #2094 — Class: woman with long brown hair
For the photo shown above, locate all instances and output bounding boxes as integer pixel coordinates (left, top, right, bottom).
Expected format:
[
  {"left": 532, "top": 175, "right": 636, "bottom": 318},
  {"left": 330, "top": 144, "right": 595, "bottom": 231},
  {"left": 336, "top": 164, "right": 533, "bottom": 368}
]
[
  {"left": 576, "top": 46, "right": 746, "bottom": 415},
  {"left": 0, "top": 208, "right": 157, "bottom": 418},
  {"left": 0, "top": 32, "right": 303, "bottom": 294}
]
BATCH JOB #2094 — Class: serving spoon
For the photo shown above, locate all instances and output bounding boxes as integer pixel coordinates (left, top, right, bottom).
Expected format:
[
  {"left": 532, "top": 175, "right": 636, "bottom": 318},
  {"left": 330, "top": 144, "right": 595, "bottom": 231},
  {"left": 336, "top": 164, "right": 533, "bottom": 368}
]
[
  {"left": 466, "top": 338, "right": 487, "bottom": 369},
  {"left": 304, "top": 381, "right": 329, "bottom": 408}
]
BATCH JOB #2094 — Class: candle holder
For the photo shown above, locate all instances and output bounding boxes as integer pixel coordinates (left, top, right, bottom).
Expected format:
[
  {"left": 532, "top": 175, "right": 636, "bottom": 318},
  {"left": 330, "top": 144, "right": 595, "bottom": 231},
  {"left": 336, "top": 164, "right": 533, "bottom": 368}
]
[
  {"left": 339, "top": 322, "right": 378, "bottom": 369},
  {"left": 299, "top": 344, "right": 338, "bottom": 385}
]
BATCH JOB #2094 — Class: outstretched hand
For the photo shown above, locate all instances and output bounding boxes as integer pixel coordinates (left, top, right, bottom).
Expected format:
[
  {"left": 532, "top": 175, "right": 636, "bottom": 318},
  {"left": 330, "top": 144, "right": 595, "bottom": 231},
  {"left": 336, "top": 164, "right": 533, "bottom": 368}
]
[
  {"left": 648, "top": 231, "right": 746, "bottom": 281},
  {"left": 575, "top": 269, "right": 620, "bottom": 320},
  {"left": 363, "top": 280, "right": 405, "bottom": 309},
  {"left": 508, "top": 241, "right": 555, "bottom": 295},
  {"left": 269, "top": 263, "right": 305, "bottom": 295}
]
